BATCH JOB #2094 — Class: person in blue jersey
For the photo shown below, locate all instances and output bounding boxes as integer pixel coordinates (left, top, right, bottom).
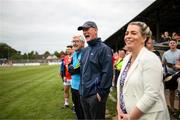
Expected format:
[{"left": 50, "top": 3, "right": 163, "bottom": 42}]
[
  {"left": 77, "top": 21, "right": 113, "bottom": 119},
  {"left": 68, "top": 35, "right": 85, "bottom": 119}
]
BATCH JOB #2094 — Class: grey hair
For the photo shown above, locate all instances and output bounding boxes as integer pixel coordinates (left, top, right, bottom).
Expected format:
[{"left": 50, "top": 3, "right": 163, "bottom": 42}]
[
  {"left": 73, "top": 35, "right": 85, "bottom": 42},
  {"left": 129, "top": 21, "right": 152, "bottom": 37}
]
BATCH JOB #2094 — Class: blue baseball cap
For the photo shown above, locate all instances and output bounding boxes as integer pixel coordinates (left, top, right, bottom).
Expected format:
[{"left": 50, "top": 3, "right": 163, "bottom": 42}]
[{"left": 77, "top": 21, "right": 97, "bottom": 31}]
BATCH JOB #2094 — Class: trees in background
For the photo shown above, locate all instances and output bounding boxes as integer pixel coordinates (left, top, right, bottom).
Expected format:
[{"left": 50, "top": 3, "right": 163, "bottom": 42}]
[
  {"left": 54, "top": 51, "right": 60, "bottom": 58},
  {"left": 0, "top": 43, "right": 61, "bottom": 60},
  {"left": 0, "top": 43, "right": 18, "bottom": 59}
]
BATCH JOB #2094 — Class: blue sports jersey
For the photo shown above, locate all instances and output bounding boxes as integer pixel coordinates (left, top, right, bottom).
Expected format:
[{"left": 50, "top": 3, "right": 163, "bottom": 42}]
[{"left": 71, "top": 51, "right": 81, "bottom": 90}]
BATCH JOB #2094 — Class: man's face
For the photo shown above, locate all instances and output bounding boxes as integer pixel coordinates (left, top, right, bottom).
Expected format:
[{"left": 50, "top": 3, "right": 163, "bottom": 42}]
[
  {"left": 72, "top": 37, "right": 84, "bottom": 51},
  {"left": 82, "top": 27, "right": 97, "bottom": 42},
  {"left": 118, "top": 50, "right": 126, "bottom": 58},
  {"left": 169, "top": 40, "right": 177, "bottom": 50},
  {"left": 66, "top": 47, "right": 73, "bottom": 55}
]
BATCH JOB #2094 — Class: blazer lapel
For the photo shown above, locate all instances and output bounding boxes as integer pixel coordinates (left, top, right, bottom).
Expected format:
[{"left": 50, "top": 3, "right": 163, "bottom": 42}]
[
  {"left": 124, "top": 47, "right": 145, "bottom": 91},
  {"left": 119, "top": 54, "right": 131, "bottom": 79}
]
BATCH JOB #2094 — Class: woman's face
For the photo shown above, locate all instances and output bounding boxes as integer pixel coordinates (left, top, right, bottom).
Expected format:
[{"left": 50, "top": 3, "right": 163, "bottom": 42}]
[
  {"left": 146, "top": 38, "right": 153, "bottom": 50},
  {"left": 124, "top": 24, "right": 145, "bottom": 51}
]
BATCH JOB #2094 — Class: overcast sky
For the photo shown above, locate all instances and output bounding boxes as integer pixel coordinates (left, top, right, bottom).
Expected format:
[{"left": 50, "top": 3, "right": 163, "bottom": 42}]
[{"left": 0, "top": 0, "right": 155, "bottom": 54}]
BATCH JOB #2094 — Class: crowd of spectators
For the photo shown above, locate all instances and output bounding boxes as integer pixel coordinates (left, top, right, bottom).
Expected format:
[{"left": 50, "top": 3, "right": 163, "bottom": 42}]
[{"left": 59, "top": 21, "right": 180, "bottom": 119}]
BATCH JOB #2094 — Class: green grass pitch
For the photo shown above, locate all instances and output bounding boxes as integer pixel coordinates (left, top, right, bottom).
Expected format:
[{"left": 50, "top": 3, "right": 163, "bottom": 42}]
[{"left": 0, "top": 65, "right": 116, "bottom": 119}]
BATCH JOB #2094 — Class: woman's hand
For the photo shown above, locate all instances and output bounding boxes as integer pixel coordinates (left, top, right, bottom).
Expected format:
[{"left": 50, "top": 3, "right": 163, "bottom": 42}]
[
  {"left": 117, "top": 101, "right": 124, "bottom": 120},
  {"left": 96, "top": 93, "right": 101, "bottom": 102},
  {"left": 120, "top": 114, "right": 130, "bottom": 120}
]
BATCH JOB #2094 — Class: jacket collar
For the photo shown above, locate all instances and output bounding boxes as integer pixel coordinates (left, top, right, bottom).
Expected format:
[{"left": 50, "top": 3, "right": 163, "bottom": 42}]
[{"left": 87, "top": 38, "right": 101, "bottom": 46}]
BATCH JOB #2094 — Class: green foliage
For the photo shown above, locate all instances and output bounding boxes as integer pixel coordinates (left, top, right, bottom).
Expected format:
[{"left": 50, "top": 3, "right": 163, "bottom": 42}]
[
  {"left": 106, "top": 89, "right": 117, "bottom": 119},
  {"left": 43, "top": 51, "right": 51, "bottom": 58},
  {"left": 11, "top": 52, "right": 23, "bottom": 60},
  {"left": 22, "top": 53, "right": 28, "bottom": 59},
  {"left": 0, "top": 43, "right": 62, "bottom": 60},
  {"left": 28, "top": 51, "right": 36, "bottom": 59},
  {"left": 0, "top": 43, "right": 17, "bottom": 59},
  {"left": 54, "top": 51, "right": 60, "bottom": 58}
]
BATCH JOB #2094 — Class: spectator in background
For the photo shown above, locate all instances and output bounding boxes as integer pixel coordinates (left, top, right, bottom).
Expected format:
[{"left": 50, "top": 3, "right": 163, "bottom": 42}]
[
  {"left": 78, "top": 21, "right": 113, "bottom": 119},
  {"left": 160, "top": 33, "right": 165, "bottom": 42},
  {"left": 62, "top": 45, "right": 73, "bottom": 108},
  {"left": 59, "top": 51, "right": 66, "bottom": 82},
  {"left": 175, "top": 33, "right": 180, "bottom": 40},
  {"left": 114, "top": 49, "right": 126, "bottom": 88},
  {"left": 113, "top": 51, "right": 119, "bottom": 62},
  {"left": 162, "top": 39, "right": 180, "bottom": 114},
  {"left": 145, "top": 35, "right": 161, "bottom": 60},
  {"left": 117, "top": 21, "right": 169, "bottom": 120},
  {"left": 112, "top": 51, "right": 119, "bottom": 87},
  {"left": 161, "top": 31, "right": 171, "bottom": 42},
  {"left": 172, "top": 32, "right": 177, "bottom": 39},
  {"left": 68, "top": 35, "right": 85, "bottom": 119}
]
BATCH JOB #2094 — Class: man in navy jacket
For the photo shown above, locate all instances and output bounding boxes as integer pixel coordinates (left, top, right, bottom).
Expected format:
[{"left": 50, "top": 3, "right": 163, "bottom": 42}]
[{"left": 78, "top": 21, "right": 113, "bottom": 119}]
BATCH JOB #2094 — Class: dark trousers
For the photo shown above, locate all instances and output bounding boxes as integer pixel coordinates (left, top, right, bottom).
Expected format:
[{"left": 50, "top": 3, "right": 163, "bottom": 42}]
[
  {"left": 80, "top": 93, "right": 109, "bottom": 120},
  {"left": 71, "top": 88, "right": 84, "bottom": 120},
  {"left": 164, "top": 72, "right": 180, "bottom": 90}
]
